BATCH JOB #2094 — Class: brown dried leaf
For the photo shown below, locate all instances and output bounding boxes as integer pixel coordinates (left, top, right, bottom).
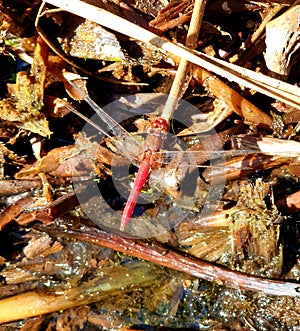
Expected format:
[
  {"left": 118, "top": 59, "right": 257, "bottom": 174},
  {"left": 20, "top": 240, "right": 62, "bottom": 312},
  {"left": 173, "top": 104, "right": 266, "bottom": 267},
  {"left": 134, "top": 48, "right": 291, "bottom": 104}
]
[
  {"left": 15, "top": 144, "right": 79, "bottom": 178},
  {"left": 265, "top": 5, "right": 300, "bottom": 77},
  {"left": 43, "top": 95, "right": 72, "bottom": 118},
  {"left": 0, "top": 37, "right": 51, "bottom": 137},
  {"left": 184, "top": 67, "right": 273, "bottom": 134},
  {"left": 63, "top": 74, "right": 88, "bottom": 101},
  {"left": 15, "top": 133, "right": 111, "bottom": 179},
  {"left": 19, "top": 317, "right": 45, "bottom": 331},
  {"left": 0, "top": 195, "right": 48, "bottom": 231},
  {"left": 0, "top": 12, "right": 11, "bottom": 54}
]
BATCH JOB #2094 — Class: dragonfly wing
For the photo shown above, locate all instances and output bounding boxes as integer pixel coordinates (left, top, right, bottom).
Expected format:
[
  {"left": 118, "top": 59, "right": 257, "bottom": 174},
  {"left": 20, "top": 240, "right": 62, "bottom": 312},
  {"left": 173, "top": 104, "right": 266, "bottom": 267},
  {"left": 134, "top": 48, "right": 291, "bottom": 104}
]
[
  {"left": 111, "top": 134, "right": 143, "bottom": 164},
  {"left": 233, "top": 135, "right": 300, "bottom": 157},
  {"left": 157, "top": 148, "right": 284, "bottom": 172},
  {"left": 65, "top": 77, "right": 144, "bottom": 163},
  {"left": 157, "top": 150, "right": 251, "bottom": 167},
  {"left": 158, "top": 135, "right": 300, "bottom": 168}
]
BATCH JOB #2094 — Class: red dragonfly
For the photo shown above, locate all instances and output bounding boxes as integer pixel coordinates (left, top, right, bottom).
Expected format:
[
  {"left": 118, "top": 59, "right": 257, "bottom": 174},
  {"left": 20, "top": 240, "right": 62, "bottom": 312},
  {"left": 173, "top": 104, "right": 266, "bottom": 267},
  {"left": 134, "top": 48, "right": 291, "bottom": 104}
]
[{"left": 66, "top": 78, "right": 300, "bottom": 231}]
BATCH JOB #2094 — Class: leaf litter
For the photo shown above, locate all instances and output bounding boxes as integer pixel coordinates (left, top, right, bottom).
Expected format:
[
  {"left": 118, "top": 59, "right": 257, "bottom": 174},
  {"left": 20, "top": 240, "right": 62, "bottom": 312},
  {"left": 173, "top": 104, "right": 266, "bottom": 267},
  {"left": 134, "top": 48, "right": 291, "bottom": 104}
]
[{"left": 1, "top": 0, "right": 300, "bottom": 330}]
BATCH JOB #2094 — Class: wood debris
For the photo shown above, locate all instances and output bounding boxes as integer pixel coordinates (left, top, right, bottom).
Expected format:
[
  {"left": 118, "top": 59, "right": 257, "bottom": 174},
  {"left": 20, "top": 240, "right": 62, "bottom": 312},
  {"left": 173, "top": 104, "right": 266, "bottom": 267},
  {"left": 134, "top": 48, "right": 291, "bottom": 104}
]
[{"left": 1, "top": 0, "right": 300, "bottom": 329}]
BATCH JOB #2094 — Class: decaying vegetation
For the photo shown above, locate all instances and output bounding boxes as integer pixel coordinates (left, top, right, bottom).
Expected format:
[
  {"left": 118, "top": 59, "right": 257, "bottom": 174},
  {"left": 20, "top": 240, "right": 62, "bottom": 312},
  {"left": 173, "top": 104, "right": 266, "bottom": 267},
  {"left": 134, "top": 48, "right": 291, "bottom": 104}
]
[{"left": 1, "top": 0, "right": 300, "bottom": 329}]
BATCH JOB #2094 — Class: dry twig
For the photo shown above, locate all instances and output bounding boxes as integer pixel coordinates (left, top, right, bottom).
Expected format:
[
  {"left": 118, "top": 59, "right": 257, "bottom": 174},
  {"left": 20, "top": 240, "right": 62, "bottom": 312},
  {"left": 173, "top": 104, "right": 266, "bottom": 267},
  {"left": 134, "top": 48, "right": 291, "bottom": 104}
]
[{"left": 57, "top": 222, "right": 300, "bottom": 298}]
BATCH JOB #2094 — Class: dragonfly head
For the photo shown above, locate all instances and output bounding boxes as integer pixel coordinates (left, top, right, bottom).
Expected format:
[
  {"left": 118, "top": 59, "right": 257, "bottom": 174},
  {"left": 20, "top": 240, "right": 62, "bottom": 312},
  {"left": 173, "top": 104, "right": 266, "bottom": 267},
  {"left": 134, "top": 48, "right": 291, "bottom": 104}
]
[{"left": 150, "top": 118, "right": 169, "bottom": 133}]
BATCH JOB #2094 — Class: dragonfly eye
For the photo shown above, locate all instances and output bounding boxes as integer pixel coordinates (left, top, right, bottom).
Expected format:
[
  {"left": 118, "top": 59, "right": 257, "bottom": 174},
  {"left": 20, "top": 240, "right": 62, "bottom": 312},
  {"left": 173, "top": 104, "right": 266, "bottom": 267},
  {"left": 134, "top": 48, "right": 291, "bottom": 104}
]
[{"left": 151, "top": 118, "right": 169, "bottom": 132}]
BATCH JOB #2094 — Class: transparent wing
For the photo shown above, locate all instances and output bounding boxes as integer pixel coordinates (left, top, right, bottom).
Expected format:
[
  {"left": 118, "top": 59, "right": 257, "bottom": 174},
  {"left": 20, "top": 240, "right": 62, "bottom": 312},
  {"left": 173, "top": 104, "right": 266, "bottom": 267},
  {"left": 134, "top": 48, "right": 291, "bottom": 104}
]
[
  {"left": 156, "top": 134, "right": 300, "bottom": 167},
  {"left": 65, "top": 79, "right": 143, "bottom": 163}
]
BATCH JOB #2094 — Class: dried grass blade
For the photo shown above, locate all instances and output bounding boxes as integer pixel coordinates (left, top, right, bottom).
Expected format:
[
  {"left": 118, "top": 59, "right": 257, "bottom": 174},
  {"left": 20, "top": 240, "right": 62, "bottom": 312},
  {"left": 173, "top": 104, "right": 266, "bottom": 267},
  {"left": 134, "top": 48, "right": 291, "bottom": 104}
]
[{"left": 42, "top": 0, "right": 300, "bottom": 108}]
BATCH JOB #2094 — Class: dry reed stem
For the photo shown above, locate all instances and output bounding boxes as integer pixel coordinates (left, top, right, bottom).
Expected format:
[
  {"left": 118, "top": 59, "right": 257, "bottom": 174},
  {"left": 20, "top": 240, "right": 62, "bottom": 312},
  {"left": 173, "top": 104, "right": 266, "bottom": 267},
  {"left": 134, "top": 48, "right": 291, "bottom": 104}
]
[
  {"left": 161, "top": 0, "right": 206, "bottom": 122},
  {"left": 41, "top": 0, "right": 300, "bottom": 108}
]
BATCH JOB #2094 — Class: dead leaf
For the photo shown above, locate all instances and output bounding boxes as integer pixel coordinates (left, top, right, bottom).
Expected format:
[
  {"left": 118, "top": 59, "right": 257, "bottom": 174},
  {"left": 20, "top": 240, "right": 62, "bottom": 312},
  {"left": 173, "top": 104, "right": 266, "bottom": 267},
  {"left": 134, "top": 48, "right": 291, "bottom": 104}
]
[
  {"left": 0, "top": 195, "right": 48, "bottom": 231},
  {"left": 265, "top": 5, "right": 300, "bottom": 77},
  {"left": 0, "top": 37, "right": 51, "bottom": 137}
]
